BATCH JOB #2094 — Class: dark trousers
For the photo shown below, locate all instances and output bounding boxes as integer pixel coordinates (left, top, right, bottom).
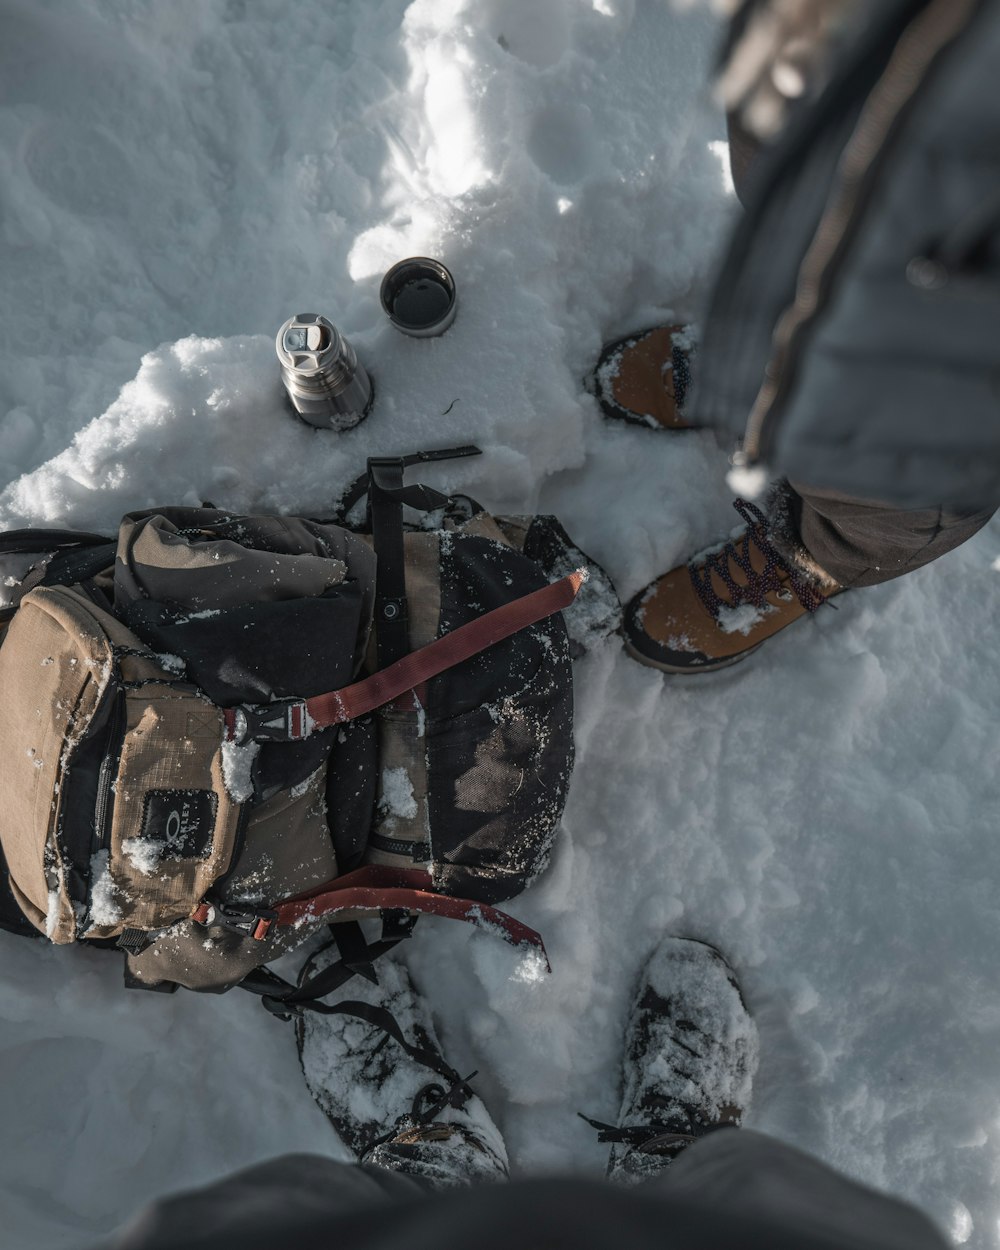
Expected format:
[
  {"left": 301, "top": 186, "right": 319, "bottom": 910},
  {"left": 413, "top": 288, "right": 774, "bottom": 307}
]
[
  {"left": 100, "top": 1129, "right": 947, "bottom": 1250},
  {"left": 727, "top": 115, "right": 996, "bottom": 589},
  {"left": 790, "top": 480, "right": 996, "bottom": 589}
]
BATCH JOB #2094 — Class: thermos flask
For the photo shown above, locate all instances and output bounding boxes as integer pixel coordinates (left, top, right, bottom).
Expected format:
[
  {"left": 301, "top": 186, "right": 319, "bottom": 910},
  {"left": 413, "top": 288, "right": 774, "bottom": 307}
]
[{"left": 276, "top": 313, "right": 374, "bottom": 431}]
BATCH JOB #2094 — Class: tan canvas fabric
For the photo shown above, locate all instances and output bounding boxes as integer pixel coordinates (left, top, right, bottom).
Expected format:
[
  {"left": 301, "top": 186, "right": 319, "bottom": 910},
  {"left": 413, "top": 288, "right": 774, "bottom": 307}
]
[
  {"left": 0, "top": 585, "right": 118, "bottom": 941},
  {"left": 124, "top": 917, "right": 298, "bottom": 992},
  {"left": 225, "top": 766, "right": 336, "bottom": 904},
  {"left": 83, "top": 687, "right": 242, "bottom": 939},
  {"left": 452, "top": 512, "right": 515, "bottom": 547},
  {"left": 0, "top": 583, "right": 245, "bottom": 944},
  {"left": 116, "top": 510, "right": 373, "bottom": 613}
]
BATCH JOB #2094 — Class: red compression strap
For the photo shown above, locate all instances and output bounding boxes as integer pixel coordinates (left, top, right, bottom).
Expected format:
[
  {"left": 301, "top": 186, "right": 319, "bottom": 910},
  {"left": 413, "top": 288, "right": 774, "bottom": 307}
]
[
  {"left": 270, "top": 865, "right": 550, "bottom": 970},
  {"left": 305, "top": 569, "right": 585, "bottom": 730}
]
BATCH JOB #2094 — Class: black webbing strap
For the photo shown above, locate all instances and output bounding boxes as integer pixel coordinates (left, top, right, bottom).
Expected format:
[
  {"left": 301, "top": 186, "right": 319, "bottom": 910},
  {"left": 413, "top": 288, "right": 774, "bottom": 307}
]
[
  {"left": 369, "top": 458, "right": 416, "bottom": 668},
  {"left": 0, "top": 528, "right": 111, "bottom": 554},
  {"left": 334, "top": 445, "right": 482, "bottom": 527},
  {"left": 239, "top": 939, "right": 400, "bottom": 1013},
  {"left": 241, "top": 948, "right": 469, "bottom": 1093},
  {"left": 366, "top": 446, "right": 482, "bottom": 667},
  {"left": 239, "top": 909, "right": 418, "bottom": 1015},
  {"left": 301, "top": 999, "right": 468, "bottom": 1091},
  {"left": 331, "top": 919, "right": 380, "bottom": 984},
  {"left": 577, "top": 1111, "right": 733, "bottom": 1152}
]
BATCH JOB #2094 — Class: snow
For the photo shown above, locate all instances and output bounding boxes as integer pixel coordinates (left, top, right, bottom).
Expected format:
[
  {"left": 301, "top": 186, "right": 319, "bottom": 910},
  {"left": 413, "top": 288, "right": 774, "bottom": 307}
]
[
  {"left": 380, "top": 766, "right": 419, "bottom": 821},
  {"left": 86, "top": 852, "right": 122, "bottom": 928},
  {"left": 1, "top": 1, "right": 998, "bottom": 1248},
  {"left": 120, "top": 839, "right": 162, "bottom": 878},
  {"left": 221, "top": 739, "right": 261, "bottom": 804}
]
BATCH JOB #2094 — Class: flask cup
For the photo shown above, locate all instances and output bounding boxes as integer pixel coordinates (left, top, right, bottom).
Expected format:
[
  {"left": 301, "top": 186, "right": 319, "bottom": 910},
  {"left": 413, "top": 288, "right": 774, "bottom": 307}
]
[
  {"left": 276, "top": 313, "right": 374, "bottom": 431},
  {"left": 380, "top": 258, "right": 457, "bottom": 338}
]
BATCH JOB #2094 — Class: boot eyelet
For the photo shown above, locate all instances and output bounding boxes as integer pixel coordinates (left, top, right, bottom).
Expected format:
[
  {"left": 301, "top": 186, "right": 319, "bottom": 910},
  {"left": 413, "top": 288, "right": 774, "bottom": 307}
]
[{"left": 775, "top": 588, "right": 794, "bottom": 602}]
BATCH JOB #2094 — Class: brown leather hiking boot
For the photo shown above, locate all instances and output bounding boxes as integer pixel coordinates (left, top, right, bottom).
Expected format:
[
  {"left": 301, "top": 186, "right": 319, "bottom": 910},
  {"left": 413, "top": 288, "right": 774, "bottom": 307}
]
[
  {"left": 582, "top": 937, "right": 758, "bottom": 1186},
  {"left": 592, "top": 325, "right": 697, "bottom": 430},
  {"left": 623, "top": 499, "right": 838, "bottom": 673}
]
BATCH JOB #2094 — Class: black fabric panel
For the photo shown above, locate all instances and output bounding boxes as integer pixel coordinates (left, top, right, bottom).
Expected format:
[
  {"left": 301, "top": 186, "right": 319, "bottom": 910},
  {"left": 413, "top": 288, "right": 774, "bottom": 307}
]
[
  {"left": 123, "top": 583, "right": 364, "bottom": 706},
  {"left": 125, "top": 583, "right": 366, "bottom": 800},
  {"left": 255, "top": 736, "right": 336, "bottom": 802},
  {"left": 41, "top": 542, "right": 117, "bottom": 588},
  {"left": 427, "top": 536, "right": 552, "bottom": 718},
  {"left": 0, "top": 868, "right": 43, "bottom": 939},
  {"left": 325, "top": 715, "right": 379, "bottom": 875},
  {"left": 426, "top": 535, "right": 574, "bottom": 903}
]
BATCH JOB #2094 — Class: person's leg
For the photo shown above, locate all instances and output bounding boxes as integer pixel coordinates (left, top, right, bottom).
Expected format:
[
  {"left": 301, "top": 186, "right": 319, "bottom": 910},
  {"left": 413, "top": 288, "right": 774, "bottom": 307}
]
[
  {"left": 781, "top": 479, "right": 997, "bottom": 589},
  {"left": 620, "top": 474, "right": 998, "bottom": 673},
  {"left": 659, "top": 1127, "right": 948, "bottom": 1250},
  {"left": 103, "top": 955, "right": 510, "bottom": 1249},
  {"left": 106, "top": 1153, "right": 425, "bottom": 1250},
  {"left": 584, "top": 933, "right": 947, "bottom": 1250}
]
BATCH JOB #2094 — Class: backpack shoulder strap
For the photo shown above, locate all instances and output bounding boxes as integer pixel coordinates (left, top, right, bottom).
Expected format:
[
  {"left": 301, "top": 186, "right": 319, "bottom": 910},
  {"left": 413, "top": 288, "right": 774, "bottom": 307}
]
[
  {"left": 1, "top": 528, "right": 116, "bottom": 625},
  {"left": 223, "top": 567, "right": 584, "bottom": 745},
  {"left": 0, "top": 528, "right": 111, "bottom": 554}
]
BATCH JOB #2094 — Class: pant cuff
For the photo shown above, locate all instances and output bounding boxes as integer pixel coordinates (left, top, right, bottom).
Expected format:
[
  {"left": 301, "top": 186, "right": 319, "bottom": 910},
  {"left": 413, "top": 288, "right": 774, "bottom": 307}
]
[{"left": 765, "top": 480, "right": 841, "bottom": 592}]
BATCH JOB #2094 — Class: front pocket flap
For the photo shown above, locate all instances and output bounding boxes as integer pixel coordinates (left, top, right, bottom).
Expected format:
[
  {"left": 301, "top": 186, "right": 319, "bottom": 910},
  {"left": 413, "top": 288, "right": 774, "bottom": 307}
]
[{"left": 84, "top": 688, "right": 243, "bottom": 937}]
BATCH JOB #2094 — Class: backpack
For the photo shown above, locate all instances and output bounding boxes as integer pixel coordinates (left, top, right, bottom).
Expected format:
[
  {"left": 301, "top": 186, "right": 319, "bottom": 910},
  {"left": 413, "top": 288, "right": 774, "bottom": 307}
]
[{"left": 0, "top": 446, "right": 618, "bottom": 1018}]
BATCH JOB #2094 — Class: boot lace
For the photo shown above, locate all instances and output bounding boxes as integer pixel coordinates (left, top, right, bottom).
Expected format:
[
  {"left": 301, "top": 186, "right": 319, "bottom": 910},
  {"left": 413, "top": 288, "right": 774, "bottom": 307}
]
[{"left": 689, "top": 499, "right": 827, "bottom": 618}]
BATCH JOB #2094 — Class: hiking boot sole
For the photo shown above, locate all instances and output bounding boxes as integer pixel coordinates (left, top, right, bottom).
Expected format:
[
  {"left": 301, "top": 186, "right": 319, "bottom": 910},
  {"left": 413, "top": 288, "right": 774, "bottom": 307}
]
[{"left": 621, "top": 632, "right": 763, "bottom": 674}]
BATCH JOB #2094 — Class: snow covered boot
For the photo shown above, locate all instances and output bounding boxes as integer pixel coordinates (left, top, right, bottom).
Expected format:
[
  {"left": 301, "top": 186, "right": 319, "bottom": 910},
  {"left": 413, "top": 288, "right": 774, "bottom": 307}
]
[
  {"left": 589, "top": 937, "right": 758, "bottom": 1185},
  {"left": 622, "top": 497, "right": 839, "bottom": 673},
  {"left": 296, "top": 946, "right": 508, "bottom": 1190},
  {"left": 591, "top": 325, "right": 697, "bottom": 431}
]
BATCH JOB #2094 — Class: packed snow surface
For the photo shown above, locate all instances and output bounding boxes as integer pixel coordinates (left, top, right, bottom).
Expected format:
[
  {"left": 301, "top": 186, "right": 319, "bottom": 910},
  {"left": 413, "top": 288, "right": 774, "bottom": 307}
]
[{"left": 2, "top": 1, "right": 999, "bottom": 1247}]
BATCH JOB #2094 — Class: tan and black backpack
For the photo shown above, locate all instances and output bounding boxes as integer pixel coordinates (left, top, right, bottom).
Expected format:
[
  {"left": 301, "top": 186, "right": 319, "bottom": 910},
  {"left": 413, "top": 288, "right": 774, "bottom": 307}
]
[{"left": 0, "top": 446, "right": 618, "bottom": 1019}]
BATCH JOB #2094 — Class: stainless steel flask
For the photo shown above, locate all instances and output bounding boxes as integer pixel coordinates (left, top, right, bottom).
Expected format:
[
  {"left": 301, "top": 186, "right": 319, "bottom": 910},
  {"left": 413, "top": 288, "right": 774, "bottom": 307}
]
[{"left": 276, "top": 313, "right": 374, "bottom": 430}]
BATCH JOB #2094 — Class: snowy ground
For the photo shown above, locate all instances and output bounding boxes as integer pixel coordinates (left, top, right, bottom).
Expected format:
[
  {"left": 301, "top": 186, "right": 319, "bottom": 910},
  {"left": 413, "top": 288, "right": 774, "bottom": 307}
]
[{"left": 2, "top": 1, "right": 999, "bottom": 1246}]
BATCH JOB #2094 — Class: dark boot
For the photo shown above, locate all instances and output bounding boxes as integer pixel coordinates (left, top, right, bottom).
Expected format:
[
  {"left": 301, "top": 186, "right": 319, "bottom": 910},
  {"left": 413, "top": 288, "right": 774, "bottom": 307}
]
[
  {"left": 588, "top": 937, "right": 758, "bottom": 1185},
  {"left": 296, "top": 948, "right": 508, "bottom": 1189}
]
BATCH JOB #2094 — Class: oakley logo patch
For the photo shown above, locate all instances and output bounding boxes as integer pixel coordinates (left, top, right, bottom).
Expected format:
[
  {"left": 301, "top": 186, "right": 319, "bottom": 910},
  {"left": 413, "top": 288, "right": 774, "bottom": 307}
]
[{"left": 142, "top": 790, "right": 217, "bottom": 858}]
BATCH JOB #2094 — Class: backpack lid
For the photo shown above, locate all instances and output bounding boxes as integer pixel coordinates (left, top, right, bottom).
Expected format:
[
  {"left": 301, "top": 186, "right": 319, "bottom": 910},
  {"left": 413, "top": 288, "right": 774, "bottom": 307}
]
[{"left": 0, "top": 585, "right": 119, "bottom": 939}]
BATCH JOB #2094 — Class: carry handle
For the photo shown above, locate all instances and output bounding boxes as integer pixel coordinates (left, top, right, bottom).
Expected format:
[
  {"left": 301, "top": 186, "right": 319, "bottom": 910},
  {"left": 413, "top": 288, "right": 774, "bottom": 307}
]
[
  {"left": 367, "top": 445, "right": 484, "bottom": 668},
  {"left": 334, "top": 444, "right": 483, "bottom": 524}
]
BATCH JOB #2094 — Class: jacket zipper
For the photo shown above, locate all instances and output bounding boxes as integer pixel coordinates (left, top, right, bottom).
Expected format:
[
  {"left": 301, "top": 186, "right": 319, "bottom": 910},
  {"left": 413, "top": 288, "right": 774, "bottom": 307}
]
[{"left": 734, "top": 0, "right": 983, "bottom": 469}]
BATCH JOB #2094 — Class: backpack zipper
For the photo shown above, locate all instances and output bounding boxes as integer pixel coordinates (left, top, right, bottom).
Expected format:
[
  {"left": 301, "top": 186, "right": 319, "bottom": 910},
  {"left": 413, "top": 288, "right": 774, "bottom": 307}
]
[
  {"left": 93, "top": 689, "right": 126, "bottom": 855},
  {"left": 733, "top": 0, "right": 982, "bottom": 470}
]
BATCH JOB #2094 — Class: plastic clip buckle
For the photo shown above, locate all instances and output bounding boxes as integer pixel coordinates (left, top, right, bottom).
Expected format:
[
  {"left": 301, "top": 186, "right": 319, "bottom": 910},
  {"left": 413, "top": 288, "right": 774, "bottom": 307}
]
[
  {"left": 225, "top": 700, "right": 310, "bottom": 746},
  {"left": 261, "top": 995, "right": 301, "bottom": 1021},
  {"left": 196, "top": 901, "right": 277, "bottom": 942}
]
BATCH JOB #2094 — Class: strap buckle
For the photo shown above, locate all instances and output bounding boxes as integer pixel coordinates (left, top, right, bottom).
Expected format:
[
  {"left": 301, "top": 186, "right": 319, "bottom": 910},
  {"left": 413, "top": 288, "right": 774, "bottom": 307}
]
[
  {"left": 261, "top": 995, "right": 300, "bottom": 1021},
  {"left": 193, "top": 901, "right": 277, "bottom": 942},
  {"left": 224, "top": 699, "right": 312, "bottom": 745}
]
